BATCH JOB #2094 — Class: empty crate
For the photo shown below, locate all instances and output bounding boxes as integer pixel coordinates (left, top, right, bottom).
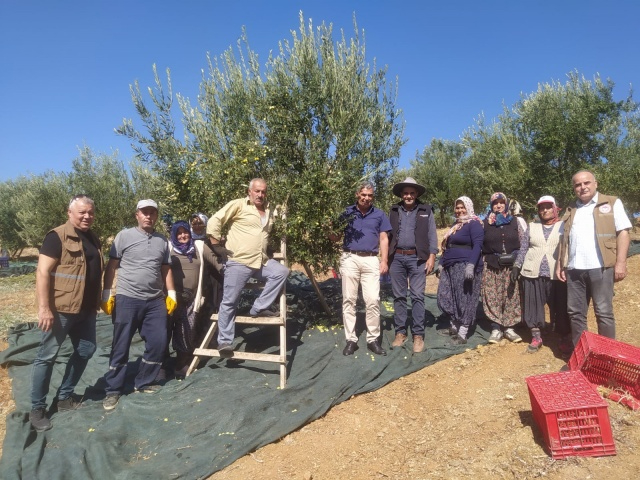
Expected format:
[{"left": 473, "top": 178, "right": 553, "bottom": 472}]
[
  {"left": 526, "top": 370, "right": 615, "bottom": 459},
  {"left": 569, "top": 331, "right": 640, "bottom": 399}
]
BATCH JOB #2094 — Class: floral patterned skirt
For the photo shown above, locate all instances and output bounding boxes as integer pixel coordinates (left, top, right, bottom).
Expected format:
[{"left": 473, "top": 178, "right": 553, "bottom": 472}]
[{"left": 481, "top": 265, "right": 521, "bottom": 327}]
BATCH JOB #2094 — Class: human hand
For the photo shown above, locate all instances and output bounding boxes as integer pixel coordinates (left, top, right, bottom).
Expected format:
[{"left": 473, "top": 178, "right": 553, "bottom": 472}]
[
  {"left": 166, "top": 290, "right": 177, "bottom": 315},
  {"left": 425, "top": 257, "right": 435, "bottom": 275},
  {"left": 509, "top": 266, "right": 521, "bottom": 284},
  {"left": 101, "top": 289, "right": 115, "bottom": 314},
  {"left": 37, "top": 306, "right": 55, "bottom": 332},
  {"left": 211, "top": 244, "right": 233, "bottom": 261},
  {"left": 614, "top": 261, "right": 627, "bottom": 282},
  {"left": 379, "top": 260, "right": 389, "bottom": 275},
  {"left": 464, "top": 263, "right": 475, "bottom": 281}
]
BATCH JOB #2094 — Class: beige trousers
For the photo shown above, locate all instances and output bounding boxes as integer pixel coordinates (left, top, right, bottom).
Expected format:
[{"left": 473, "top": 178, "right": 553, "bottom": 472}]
[{"left": 340, "top": 252, "right": 381, "bottom": 343}]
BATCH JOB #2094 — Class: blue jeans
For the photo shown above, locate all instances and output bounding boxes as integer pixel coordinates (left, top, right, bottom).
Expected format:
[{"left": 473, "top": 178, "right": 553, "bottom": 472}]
[
  {"left": 390, "top": 254, "right": 426, "bottom": 337},
  {"left": 217, "top": 259, "right": 289, "bottom": 344},
  {"left": 31, "top": 310, "right": 97, "bottom": 410},
  {"left": 567, "top": 267, "right": 615, "bottom": 347},
  {"left": 104, "top": 295, "right": 167, "bottom": 394}
]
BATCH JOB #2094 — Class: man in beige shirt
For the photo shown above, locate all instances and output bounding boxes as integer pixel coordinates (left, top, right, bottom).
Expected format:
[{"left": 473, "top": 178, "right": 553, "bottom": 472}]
[{"left": 207, "top": 178, "right": 289, "bottom": 352}]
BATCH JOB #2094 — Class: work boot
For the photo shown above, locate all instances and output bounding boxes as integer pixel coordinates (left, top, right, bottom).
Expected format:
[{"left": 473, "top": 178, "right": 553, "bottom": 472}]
[
  {"left": 412, "top": 335, "right": 425, "bottom": 353},
  {"left": 29, "top": 408, "right": 51, "bottom": 432},
  {"left": 392, "top": 332, "right": 408, "bottom": 348}
]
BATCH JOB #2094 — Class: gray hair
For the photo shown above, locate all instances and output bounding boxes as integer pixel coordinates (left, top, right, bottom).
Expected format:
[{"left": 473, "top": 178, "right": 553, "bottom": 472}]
[
  {"left": 68, "top": 194, "right": 95, "bottom": 209},
  {"left": 356, "top": 182, "right": 375, "bottom": 195},
  {"left": 248, "top": 178, "right": 267, "bottom": 190}
]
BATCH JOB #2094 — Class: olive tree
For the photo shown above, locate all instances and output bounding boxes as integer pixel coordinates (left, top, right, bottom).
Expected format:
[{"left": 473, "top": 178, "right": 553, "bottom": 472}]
[{"left": 117, "top": 13, "right": 406, "bottom": 311}]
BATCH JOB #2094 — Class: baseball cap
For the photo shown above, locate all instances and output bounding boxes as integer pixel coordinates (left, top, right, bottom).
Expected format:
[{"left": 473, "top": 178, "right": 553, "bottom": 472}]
[
  {"left": 136, "top": 199, "right": 158, "bottom": 210},
  {"left": 537, "top": 195, "right": 556, "bottom": 206}
]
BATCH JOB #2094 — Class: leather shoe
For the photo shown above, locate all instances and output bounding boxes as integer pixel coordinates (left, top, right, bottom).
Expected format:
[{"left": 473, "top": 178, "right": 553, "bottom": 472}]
[
  {"left": 391, "top": 332, "right": 408, "bottom": 348},
  {"left": 343, "top": 341, "right": 359, "bottom": 356},
  {"left": 412, "top": 335, "right": 425, "bottom": 353},
  {"left": 367, "top": 341, "right": 387, "bottom": 356}
]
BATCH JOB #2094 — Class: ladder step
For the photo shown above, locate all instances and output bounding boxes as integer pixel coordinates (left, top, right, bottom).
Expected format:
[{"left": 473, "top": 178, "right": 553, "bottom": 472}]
[
  {"left": 210, "top": 314, "right": 284, "bottom": 325},
  {"left": 193, "top": 348, "right": 286, "bottom": 364}
]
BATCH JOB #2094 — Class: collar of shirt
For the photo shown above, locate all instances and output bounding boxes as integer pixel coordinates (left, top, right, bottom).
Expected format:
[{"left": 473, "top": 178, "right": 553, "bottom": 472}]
[
  {"left": 348, "top": 204, "right": 374, "bottom": 217},
  {"left": 577, "top": 191, "right": 599, "bottom": 208}
]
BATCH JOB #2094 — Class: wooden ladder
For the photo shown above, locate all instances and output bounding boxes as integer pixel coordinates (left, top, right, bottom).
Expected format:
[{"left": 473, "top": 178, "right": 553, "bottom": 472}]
[{"left": 186, "top": 241, "right": 288, "bottom": 388}]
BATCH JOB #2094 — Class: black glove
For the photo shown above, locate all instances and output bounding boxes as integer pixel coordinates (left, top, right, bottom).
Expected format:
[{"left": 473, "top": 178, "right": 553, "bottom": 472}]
[
  {"left": 211, "top": 244, "right": 233, "bottom": 261},
  {"left": 464, "top": 263, "right": 475, "bottom": 281},
  {"left": 435, "top": 264, "right": 442, "bottom": 278},
  {"left": 510, "top": 266, "right": 521, "bottom": 284}
]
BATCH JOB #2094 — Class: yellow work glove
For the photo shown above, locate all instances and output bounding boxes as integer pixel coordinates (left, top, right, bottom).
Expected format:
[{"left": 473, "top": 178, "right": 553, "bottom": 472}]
[
  {"left": 101, "top": 289, "right": 115, "bottom": 314},
  {"left": 166, "top": 290, "right": 177, "bottom": 315}
]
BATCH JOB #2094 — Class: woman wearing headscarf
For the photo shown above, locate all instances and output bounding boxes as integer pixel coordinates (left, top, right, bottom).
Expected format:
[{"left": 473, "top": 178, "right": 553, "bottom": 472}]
[
  {"left": 169, "top": 220, "right": 222, "bottom": 377},
  {"left": 519, "top": 196, "right": 571, "bottom": 354},
  {"left": 437, "top": 196, "right": 484, "bottom": 344},
  {"left": 190, "top": 213, "right": 208, "bottom": 241},
  {"left": 481, "top": 192, "right": 528, "bottom": 343}
]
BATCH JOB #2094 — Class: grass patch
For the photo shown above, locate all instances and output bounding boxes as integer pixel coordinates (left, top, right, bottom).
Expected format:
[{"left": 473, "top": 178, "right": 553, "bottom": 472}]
[{"left": 0, "top": 273, "right": 36, "bottom": 338}]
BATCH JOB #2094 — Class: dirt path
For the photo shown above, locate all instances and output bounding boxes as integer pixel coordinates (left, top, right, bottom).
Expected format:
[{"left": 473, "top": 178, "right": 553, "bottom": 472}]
[{"left": 2, "top": 256, "right": 639, "bottom": 479}]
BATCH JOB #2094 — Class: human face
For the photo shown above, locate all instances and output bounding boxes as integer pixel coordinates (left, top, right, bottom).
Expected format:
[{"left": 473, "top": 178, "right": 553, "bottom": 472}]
[
  {"left": 401, "top": 187, "right": 418, "bottom": 208},
  {"left": 68, "top": 200, "right": 95, "bottom": 231},
  {"left": 248, "top": 180, "right": 267, "bottom": 210},
  {"left": 191, "top": 217, "right": 205, "bottom": 235},
  {"left": 356, "top": 187, "right": 374, "bottom": 211},
  {"left": 538, "top": 202, "right": 555, "bottom": 223},
  {"left": 492, "top": 198, "right": 506, "bottom": 213},
  {"left": 454, "top": 201, "right": 467, "bottom": 218},
  {"left": 136, "top": 206, "right": 158, "bottom": 232},
  {"left": 572, "top": 171, "right": 597, "bottom": 204},
  {"left": 176, "top": 226, "right": 191, "bottom": 244}
]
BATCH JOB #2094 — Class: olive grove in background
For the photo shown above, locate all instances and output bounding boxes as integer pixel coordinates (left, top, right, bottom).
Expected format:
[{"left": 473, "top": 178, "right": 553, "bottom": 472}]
[{"left": 2, "top": 21, "right": 639, "bottom": 258}]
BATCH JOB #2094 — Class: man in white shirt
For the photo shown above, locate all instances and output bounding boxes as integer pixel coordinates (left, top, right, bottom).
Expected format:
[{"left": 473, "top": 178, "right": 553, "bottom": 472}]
[{"left": 556, "top": 170, "right": 632, "bottom": 347}]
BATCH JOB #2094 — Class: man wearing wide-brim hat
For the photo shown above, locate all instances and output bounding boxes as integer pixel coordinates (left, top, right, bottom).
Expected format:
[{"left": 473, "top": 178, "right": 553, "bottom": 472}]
[{"left": 388, "top": 177, "right": 438, "bottom": 353}]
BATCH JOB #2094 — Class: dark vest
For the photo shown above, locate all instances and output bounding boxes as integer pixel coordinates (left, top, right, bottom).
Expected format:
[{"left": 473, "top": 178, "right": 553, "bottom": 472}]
[{"left": 482, "top": 219, "right": 520, "bottom": 269}]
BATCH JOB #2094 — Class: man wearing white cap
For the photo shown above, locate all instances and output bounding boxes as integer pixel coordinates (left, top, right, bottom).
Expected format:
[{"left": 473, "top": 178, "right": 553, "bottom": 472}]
[
  {"left": 101, "top": 199, "right": 177, "bottom": 410},
  {"left": 556, "top": 170, "right": 632, "bottom": 347},
  {"left": 519, "top": 196, "right": 570, "bottom": 354}
]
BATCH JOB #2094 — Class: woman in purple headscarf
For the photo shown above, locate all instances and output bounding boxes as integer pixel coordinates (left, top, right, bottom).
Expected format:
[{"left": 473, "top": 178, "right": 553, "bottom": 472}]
[
  {"left": 481, "top": 192, "right": 528, "bottom": 343},
  {"left": 168, "top": 220, "right": 222, "bottom": 377},
  {"left": 437, "top": 196, "right": 484, "bottom": 344}
]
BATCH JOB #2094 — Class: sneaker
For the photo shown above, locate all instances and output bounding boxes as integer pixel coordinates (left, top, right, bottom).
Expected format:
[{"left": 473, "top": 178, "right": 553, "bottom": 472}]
[
  {"left": 504, "top": 328, "right": 522, "bottom": 343},
  {"left": 450, "top": 335, "right": 467, "bottom": 345},
  {"left": 29, "top": 408, "right": 52, "bottom": 432},
  {"left": 488, "top": 329, "right": 503, "bottom": 344},
  {"left": 392, "top": 332, "right": 408, "bottom": 348},
  {"left": 412, "top": 335, "right": 425, "bottom": 353},
  {"left": 103, "top": 394, "right": 120, "bottom": 411},
  {"left": 135, "top": 384, "right": 161, "bottom": 394},
  {"left": 57, "top": 395, "right": 81, "bottom": 411},
  {"left": 527, "top": 337, "right": 543, "bottom": 353}
]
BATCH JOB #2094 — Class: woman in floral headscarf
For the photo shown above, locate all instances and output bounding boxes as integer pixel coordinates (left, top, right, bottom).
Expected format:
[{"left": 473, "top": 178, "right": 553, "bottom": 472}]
[
  {"left": 437, "top": 196, "right": 484, "bottom": 344},
  {"left": 481, "top": 192, "right": 528, "bottom": 343},
  {"left": 168, "top": 220, "right": 222, "bottom": 377}
]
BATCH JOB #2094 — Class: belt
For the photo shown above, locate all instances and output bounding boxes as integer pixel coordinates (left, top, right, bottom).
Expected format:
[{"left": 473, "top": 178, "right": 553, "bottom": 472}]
[
  {"left": 343, "top": 249, "right": 378, "bottom": 257},
  {"left": 395, "top": 248, "right": 416, "bottom": 255}
]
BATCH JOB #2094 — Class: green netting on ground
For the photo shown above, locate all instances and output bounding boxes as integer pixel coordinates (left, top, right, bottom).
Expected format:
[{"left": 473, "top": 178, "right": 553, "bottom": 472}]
[
  {"left": 0, "top": 273, "right": 491, "bottom": 480},
  {"left": 0, "top": 261, "right": 37, "bottom": 278}
]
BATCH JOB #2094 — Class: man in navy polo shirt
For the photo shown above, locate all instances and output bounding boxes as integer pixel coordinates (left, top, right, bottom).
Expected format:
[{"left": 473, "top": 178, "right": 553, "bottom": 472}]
[{"left": 332, "top": 182, "right": 392, "bottom": 356}]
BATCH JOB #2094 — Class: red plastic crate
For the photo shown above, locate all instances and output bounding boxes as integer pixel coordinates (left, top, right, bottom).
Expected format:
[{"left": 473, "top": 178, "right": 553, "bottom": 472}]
[
  {"left": 568, "top": 331, "right": 640, "bottom": 399},
  {"left": 526, "top": 371, "right": 615, "bottom": 459}
]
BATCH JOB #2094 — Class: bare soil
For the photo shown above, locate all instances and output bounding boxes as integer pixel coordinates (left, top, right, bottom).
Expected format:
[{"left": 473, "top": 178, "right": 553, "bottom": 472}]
[{"left": 2, "top": 241, "right": 640, "bottom": 480}]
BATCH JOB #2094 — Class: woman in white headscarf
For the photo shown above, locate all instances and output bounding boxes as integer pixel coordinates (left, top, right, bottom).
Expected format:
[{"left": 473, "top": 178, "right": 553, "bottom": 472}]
[{"left": 437, "top": 196, "right": 484, "bottom": 344}]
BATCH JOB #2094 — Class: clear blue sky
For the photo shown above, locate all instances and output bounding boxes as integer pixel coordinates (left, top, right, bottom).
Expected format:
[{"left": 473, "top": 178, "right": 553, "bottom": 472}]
[{"left": 1, "top": 1, "right": 639, "bottom": 181}]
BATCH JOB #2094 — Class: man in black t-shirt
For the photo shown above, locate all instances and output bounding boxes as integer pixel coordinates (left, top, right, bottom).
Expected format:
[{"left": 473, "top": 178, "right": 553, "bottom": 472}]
[{"left": 29, "top": 195, "right": 103, "bottom": 432}]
